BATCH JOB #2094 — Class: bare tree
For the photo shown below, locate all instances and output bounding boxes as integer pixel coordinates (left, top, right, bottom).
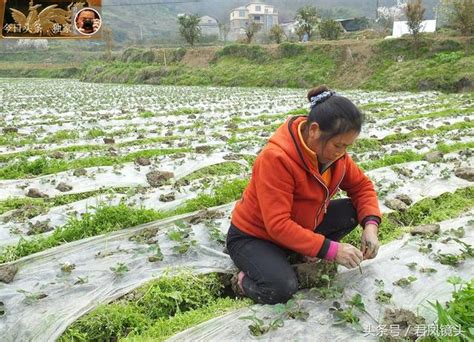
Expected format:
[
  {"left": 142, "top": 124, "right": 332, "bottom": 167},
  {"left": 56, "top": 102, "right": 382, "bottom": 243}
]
[
  {"left": 444, "top": 0, "right": 474, "bottom": 35},
  {"left": 245, "top": 20, "right": 261, "bottom": 44},
  {"left": 405, "top": 0, "right": 425, "bottom": 42}
]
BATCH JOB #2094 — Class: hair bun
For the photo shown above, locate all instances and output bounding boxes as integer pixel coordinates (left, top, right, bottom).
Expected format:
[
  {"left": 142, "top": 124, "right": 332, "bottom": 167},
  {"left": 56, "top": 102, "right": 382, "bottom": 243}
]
[{"left": 307, "top": 85, "right": 331, "bottom": 102}]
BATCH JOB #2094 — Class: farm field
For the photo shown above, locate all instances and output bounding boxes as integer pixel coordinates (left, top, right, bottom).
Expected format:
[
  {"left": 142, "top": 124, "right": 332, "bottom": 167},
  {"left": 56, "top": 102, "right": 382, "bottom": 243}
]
[{"left": 0, "top": 78, "right": 473, "bottom": 341}]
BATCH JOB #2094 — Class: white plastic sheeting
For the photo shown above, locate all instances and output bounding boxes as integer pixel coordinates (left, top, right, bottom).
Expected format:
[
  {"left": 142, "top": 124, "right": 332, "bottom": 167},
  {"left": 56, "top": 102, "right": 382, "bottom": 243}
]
[
  {"left": 392, "top": 20, "right": 436, "bottom": 38},
  {"left": 169, "top": 213, "right": 473, "bottom": 342},
  {"left": 0, "top": 204, "right": 236, "bottom": 342},
  {"left": 0, "top": 156, "right": 248, "bottom": 247}
]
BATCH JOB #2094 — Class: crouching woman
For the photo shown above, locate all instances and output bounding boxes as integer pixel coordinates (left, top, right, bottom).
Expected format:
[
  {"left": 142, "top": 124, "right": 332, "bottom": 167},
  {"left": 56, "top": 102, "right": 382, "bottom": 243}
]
[{"left": 226, "top": 85, "right": 382, "bottom": 304}]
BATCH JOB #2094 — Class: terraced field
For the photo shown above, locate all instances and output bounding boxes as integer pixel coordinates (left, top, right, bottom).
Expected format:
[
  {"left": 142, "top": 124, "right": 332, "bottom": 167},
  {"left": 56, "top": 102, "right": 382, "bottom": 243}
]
[{"left": 0, "top": 79, "right": 472, "bottom": 341}]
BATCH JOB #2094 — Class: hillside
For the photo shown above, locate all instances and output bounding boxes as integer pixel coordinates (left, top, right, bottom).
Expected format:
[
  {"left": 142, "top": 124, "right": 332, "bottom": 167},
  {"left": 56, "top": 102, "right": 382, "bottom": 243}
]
[
  {"left": 45, "top": 0, "right": 442, "bottom": 43},
  {"left": 80, "top": 36, "right": 474, "bottom": 93}
]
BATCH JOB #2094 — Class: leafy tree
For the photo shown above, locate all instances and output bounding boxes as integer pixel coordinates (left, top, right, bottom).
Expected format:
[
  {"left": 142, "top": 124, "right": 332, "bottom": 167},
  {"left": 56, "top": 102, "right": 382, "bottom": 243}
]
[
  {"left": 445, "top": 0, "right": 474, "bottom": 35},
  {"left": 245, "top": 20, "right": 261, "bottom": 44},
  {"left": 405, "top": 0, "right": 425, "bottom": 42},
  {"left": 295, "top": 25, "right": 306, "bottom": 41},
  {"left": 295, "top": 5, "right": 319, "bottom": 40},
  {"left": 269, "top": 25, "right": 285, "bottom": 44},
  {"left": 319, "top": 19, "right": 342, "bottom": 40},
  {"left": 177, "top": 14, "right": 201, "bottom": 46}
]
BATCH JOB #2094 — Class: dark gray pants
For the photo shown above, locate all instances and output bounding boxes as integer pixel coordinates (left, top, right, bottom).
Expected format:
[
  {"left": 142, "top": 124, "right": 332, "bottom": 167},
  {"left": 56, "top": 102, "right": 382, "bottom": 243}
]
[{"left": 226, "top": 198, "right": 358, "bottom": 304}]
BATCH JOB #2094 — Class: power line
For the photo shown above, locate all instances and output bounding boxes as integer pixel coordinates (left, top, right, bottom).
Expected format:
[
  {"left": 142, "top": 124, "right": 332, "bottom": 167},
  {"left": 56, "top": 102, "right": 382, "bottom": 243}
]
[{"left": 101, "top": 0, "right": 202, "bottom": 7}]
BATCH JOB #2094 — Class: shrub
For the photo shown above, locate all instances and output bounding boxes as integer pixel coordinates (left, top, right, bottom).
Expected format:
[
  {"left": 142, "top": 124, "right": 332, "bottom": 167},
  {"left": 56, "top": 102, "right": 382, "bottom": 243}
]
[
  {"left": 214, "top": 44, "right": 269, "bottom": 63},
  {"left": 279, "top": 42, "right": 305, "bottom": 58},
  {"left": 319, "top": 19, "right": 342, "bottom": 40}
]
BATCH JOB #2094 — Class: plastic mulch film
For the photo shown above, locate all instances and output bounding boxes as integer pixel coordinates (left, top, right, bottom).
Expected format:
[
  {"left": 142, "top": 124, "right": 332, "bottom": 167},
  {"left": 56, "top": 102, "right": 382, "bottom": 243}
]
[
  {"left": 0, "top": 154, "right": 248, "bottom": 247},
  {"left": 168, "top": 213, "right": 474, "bottom": 342},
  {"left": 0, "top": 203, "right": 237, "bottom": 342},
  {"left": 0, "top": 157, "right": 472, "bottom": 342}
]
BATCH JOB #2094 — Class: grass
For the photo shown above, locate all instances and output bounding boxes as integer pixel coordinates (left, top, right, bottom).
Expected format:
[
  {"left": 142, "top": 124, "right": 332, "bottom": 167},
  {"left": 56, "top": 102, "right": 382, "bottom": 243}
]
[
  {"left": 360, "top": 141, "right": 474, "bottom": 171},
  {"left": 72, "top": 37, "right": 473, "bottom": 93},
  {"left": 180, "top": 162, "right": 246, "bottom": 183},
  {"left": 342, "top": 187, "right": 474, "bottom": 248},
  {"left": 0, "top": 178, "right": 248, "bottom": 264},
  {"left": 390, "top": 107, "right": 474, "bottom": 124},
  {"left": 0, "top": 147, "right": 191, "bottom": 179},
  {"left": 380, "top": 121, "right": 474, "bottom": 145},
  {"left": 0, "top": 135, "right": 185, "bottom": 164},
  {"left": 59, "top": 271, "right": 251, "bottom": 342},
  {"left": 425, "top": 277, "right": 474, "bottom": 342},
  {"left": 0, "top": 188, "right": 129, "bottom": 216}
]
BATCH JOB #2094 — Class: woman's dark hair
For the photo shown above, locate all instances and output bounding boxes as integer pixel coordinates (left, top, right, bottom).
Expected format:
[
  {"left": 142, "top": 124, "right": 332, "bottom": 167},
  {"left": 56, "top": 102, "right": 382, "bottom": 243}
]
[{"left": 306, "top": 85, "right": 364, "bottom": 142}]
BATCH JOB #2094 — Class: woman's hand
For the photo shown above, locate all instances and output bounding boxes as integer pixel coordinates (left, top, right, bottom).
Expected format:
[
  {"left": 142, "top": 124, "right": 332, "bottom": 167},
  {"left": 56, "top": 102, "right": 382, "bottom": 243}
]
[
  {"left": 334, "top": 243, "right": 363, "bottom": 269},
  {"left": 361, "top": 224, "right": 380, "bottom": 260}
]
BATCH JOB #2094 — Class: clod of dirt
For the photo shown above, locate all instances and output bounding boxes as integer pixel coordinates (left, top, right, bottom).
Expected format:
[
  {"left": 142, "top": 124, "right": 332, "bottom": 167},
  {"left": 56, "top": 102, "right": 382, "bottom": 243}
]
[
  {"left": 382, "top": 308, "right": 426, "bottom": 341},
  {"left": 103, "top": 137, "right": 115, "bottom": 144},
  {"left": 454, "top": 167, "right": 474, "bottom": 182},
  {"left": 50, "top": 151, "right": 65, "bottom": 159},
  {"left": 395, "top": 194, "right": 412, "bottom": 206},
  {"left": 27, "top": 219, "right": 53, "bottom": 235},
  {"left": 225, "top": 122, "right": 238, "bottom": 130},
  {"left": 73, "top": 168, "right": 87, "bottom": 177},
  {"left": 26, "top": 188, "right": 49, "bottom": 199},
  {"left": 189, "top": 209, "right": 224, "bottom": 224},
  {"left": 56, "top": 182, "right": 73, "bottom": 192},
  {"left": 424, "top": 151, "right": 443, "bottom": 163},
  {"left": 146, "top": 170, "right": 174, "bottom": 187},
  {"left": 159, "top": 192, "right": 176, "bottom": 202},
  {"left": 384, "top": 198, "right": 409, "bottom": 212},
  {"left": 292, "top": 260, "right": 338, "bottom": 290},
  {"left": 3, "top": 127, "right": 18, "bottom": 134},
  {"left": 395, "top": 167, "right": 412, "bottom": 178},
  {"left": 0, "top": 301, "right": 5, "bottom": 316},
  {"left": 0, "top": 264, "right": 19, "bottom": 283},
  {"left": 170, "top": 152, "right": 187, "bottom": 159},
  {"left": 219, "top": 135, "right": 229, "bottom": 142},
  {"left": 223, "top": 153, "right": 244, "bottom": 161},
  {"left": 135, "top": 157, "right": 151, "bottom": 166},
  {"left": 410, "top": 224, "right": 440, "bottom": 236},
  {"left": 195, "top": 145, "right": 212, "bottom": 153}
]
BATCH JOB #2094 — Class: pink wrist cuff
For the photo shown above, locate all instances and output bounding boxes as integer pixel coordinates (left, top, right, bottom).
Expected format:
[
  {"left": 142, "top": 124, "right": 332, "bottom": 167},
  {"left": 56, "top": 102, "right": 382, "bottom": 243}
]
[
  {"left": 365, "top": 220, "right": 379, "bottom": 227},
  {"left": 325, "top": 241, "right": 339, "bottom": 261}
]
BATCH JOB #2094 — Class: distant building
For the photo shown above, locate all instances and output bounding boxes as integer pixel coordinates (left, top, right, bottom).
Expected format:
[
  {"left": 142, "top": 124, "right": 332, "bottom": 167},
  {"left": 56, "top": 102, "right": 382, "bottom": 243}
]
[
  {"left": 280, "top": 21, "right": 297, "bottom": 38},
  {"left": 390, "top": 19, "right": 436, "bottom": 38},
  {"left": 199, "top": 15, "right": 220, "bottom": 37},
  {"left": 229, "top": 2, "right": 279, "bottom": 41},
  {"left": 335, "top": 18, "right": 369, "bottom": 33}
]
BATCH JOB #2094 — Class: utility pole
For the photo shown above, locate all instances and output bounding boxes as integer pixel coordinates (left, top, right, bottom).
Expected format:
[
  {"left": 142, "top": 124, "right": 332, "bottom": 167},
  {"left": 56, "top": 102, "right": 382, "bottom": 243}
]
[{"left": 376, "top": 0, "right": 380, "bottom": 20}]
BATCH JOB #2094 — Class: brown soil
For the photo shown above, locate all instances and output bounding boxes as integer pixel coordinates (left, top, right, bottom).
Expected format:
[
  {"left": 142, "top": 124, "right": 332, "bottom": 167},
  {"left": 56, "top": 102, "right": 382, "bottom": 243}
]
[
  {"left": 382, "top": 308, "right": 426, "bottom": 341},
  {"left": 181, "top": 47, "right": 218, "bottom": 68}
]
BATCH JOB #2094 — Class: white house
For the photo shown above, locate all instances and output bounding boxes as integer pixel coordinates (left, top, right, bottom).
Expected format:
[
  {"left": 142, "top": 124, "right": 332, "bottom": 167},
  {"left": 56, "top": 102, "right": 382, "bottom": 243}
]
[
  {"left": 199, "top": 15, "right": 220, "bottom": 37},
  {"left": 390, "top": 19, "right": 436, "bottom": 38},
  {"left": 280, "top": 21, "right": 297, "bottom": 38},
  {"left": 229, "top": 2, "right": 279, "bottom": 41}
]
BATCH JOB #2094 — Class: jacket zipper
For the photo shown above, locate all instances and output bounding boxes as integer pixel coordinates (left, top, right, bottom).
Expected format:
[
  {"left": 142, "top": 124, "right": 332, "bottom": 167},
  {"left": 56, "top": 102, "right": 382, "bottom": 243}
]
[{"left": 312, "top": 158, "right": 346, "bottom": 229}]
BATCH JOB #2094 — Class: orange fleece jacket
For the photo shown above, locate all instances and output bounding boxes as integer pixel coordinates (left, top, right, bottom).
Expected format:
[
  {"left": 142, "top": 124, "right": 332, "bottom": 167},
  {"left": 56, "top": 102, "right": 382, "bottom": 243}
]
[{"left": 231, "top": 116, "right": 382, "bottom": 258}]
